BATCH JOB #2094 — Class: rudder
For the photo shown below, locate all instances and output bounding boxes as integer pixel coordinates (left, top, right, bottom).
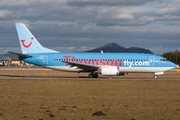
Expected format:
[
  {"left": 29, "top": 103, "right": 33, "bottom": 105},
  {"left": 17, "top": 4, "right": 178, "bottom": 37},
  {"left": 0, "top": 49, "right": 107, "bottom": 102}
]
[{"left": 16, "top": 23, "right": 58, "bottom": 54}]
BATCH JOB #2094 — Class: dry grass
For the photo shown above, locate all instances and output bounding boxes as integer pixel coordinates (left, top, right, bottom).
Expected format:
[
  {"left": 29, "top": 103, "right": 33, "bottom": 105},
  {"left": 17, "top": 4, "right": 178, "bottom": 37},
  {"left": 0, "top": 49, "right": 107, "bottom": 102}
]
[
  {"left": 0, "top": 79, "right": 180, "bottom": 119},
  {"left": 0, "top": 68, "right": 180, "bottom": 119}
]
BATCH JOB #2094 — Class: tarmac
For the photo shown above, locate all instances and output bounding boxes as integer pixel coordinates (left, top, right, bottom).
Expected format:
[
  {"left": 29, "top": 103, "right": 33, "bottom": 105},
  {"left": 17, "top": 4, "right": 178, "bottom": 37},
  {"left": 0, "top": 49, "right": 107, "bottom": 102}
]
[
  {"left": 0, "top": 75, "right": 180, "bottom": 80},
  {"left": 0, "top": 68, "right": 180, "bottom": 80}
]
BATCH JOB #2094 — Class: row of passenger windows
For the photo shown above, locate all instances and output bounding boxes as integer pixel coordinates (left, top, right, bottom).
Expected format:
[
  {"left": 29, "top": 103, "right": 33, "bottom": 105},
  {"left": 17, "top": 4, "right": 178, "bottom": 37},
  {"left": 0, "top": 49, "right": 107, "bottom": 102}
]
[{"left": 54, "top": 59, "right": 149, "bottom": 62}]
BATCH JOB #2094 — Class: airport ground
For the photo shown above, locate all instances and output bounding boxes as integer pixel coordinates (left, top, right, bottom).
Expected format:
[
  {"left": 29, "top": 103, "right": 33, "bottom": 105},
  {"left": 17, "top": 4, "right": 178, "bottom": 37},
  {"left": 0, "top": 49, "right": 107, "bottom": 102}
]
[{"left": 0, "top": 67, "right": 180, "bottom": 119}]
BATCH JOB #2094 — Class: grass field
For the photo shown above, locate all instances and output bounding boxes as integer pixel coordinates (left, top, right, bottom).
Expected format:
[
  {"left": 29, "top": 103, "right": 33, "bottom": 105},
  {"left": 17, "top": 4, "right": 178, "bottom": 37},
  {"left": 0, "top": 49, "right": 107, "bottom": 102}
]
[{"left": 0, "top": 69, "right": 180, "bottom": 120}]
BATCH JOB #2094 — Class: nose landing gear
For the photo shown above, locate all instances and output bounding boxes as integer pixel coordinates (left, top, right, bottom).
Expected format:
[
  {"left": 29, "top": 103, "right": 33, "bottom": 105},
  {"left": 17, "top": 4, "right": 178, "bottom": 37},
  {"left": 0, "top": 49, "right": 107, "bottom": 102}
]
[
  {"left": 154, "top": 72, "right": 164, "bottom": 79},
  {"left": 154, "top": 75, "right": 158, "bottom": 79}
]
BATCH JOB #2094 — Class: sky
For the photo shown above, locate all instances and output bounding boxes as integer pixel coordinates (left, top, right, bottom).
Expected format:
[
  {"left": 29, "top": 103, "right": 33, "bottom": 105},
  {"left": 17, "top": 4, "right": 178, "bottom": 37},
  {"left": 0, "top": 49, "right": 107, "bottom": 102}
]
[{"left": 0, "top": 0, "right": 180, "bottom": 54}]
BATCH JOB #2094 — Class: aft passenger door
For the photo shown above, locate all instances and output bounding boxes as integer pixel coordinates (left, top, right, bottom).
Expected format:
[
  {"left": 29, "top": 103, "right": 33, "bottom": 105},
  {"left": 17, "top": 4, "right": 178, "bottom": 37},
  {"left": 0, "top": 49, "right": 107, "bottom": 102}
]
[{"left": 43, "top": 56, "right": 48, "bottom": 65}]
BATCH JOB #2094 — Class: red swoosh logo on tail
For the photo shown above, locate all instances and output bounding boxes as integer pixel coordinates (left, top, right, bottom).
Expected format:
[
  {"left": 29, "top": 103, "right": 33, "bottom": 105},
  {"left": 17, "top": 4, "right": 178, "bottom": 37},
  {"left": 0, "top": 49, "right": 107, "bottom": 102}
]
[{"left": 21, "top": 40, "right": 32, "bottom": 48}]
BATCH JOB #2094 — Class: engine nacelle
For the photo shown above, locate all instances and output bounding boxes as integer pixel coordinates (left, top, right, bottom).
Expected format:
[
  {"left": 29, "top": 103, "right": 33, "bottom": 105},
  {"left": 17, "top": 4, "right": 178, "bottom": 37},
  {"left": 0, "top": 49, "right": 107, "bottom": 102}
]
[{"left": 100, "top": 66, "right": 124, "bottom": 76}]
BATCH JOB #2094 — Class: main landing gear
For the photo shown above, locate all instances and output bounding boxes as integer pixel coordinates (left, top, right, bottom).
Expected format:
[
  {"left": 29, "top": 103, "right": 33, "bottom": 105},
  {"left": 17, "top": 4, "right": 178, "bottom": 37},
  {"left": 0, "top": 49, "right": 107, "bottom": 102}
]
[{"left": 88, "top": 73, "right": 98, "bottom": 78}]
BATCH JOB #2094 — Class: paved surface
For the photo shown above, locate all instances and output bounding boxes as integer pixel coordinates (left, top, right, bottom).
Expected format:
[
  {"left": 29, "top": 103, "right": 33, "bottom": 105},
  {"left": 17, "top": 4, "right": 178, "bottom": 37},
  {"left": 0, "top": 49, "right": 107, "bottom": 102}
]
[
  {"left": 0, "top": 68, "right": 179, "bottom": 80},
  {"left": 0, "top": 75, "right": 180, "bottom": 80}
]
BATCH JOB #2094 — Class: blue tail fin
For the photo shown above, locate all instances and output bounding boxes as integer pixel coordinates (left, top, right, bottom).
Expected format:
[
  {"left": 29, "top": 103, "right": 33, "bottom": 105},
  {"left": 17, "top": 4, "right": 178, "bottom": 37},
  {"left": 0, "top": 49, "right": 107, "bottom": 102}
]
[{"left": 16, "top": 23, "right": 58, "bottom": 54}]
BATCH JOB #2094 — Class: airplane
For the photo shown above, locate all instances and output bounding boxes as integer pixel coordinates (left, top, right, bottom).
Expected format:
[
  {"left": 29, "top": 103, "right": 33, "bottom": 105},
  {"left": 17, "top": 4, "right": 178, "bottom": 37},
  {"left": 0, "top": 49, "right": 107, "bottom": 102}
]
[{"left": 6, "top": 23, "right": 177, "bottom": 79}]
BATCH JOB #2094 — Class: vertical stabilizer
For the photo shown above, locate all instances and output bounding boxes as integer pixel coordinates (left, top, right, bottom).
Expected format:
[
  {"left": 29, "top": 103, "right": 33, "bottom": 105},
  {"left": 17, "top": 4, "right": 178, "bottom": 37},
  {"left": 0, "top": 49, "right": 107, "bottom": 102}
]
[{"left": 16, "top": 23, "right": 58, "bottom": 54}]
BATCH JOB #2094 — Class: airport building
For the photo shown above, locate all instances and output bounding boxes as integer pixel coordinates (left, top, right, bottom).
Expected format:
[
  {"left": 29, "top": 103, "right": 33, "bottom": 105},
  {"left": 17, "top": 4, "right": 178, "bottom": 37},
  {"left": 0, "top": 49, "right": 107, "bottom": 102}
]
[
  {"left": 0, "top": 60, "right": 10, "bottom": 66},
  {"left": 0, "top": 58, "right": 32, "bottom": 66}
]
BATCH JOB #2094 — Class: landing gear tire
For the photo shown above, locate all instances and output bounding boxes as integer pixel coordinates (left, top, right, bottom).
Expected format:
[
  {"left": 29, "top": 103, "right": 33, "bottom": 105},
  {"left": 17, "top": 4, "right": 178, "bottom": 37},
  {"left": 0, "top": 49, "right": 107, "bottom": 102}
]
[
  {"left": 88, "top": 74, "right": 93, "bottom": 78},
  {"left": 93, "top": 73, "right": 98, "bottom": 78},
  {"left": 154, "top": 75, "right": 158, "bottom": 79},
  {"left": 88, "top": 73, "right": 98, "bottom": 78}
]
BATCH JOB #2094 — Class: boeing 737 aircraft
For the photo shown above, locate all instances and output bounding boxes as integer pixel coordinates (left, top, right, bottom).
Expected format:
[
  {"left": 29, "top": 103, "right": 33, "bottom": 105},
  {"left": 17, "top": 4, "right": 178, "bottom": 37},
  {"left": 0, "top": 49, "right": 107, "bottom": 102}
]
[{"left": 6, "top": 23, "right": 176, "bottom": 79}]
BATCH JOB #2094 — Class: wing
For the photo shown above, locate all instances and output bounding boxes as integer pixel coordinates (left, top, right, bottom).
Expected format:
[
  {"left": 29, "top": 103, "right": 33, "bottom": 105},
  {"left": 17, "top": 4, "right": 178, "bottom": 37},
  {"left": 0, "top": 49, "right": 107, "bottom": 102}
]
[{"left": 61, "top": 60, "right": 100, "bottom": 72}]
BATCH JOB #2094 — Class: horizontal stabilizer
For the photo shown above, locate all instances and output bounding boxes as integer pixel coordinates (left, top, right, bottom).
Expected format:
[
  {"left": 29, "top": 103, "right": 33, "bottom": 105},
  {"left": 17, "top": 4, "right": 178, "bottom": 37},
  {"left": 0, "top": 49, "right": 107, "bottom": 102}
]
[{"left": 5, "top": 51, "right": 33, "bottom": 58}]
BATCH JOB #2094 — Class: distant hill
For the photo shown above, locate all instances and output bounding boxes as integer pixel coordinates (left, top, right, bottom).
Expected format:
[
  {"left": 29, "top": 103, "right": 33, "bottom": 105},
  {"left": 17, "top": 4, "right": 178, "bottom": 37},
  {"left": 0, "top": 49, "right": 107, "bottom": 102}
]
[
  {"left": 0, "top": 43, "right": 153, "bottom": 59},
  {"left": 83, "top": 43, "right": 153, "bottom": 54}
]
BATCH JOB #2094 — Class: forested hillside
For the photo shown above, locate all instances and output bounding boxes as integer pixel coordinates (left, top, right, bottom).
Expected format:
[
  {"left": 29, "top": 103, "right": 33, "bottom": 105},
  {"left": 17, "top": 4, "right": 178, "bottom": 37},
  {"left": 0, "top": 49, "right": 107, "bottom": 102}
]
[{"left": 162, "top": 50, "right": 180, "bottom": 65}]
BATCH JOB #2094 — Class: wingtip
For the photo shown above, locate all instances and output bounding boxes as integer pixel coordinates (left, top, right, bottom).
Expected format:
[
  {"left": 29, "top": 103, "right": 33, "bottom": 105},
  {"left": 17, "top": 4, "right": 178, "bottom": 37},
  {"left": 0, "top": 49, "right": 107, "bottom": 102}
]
[{"left": 4, "top": 51, "right": 10, "bottom": 53}]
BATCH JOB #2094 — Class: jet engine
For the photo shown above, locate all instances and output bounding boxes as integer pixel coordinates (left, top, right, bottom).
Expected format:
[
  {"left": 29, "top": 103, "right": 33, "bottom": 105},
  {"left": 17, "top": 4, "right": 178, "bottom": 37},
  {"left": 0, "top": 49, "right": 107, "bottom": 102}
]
[{"left": 100, "top": 66, "right": 125, "bottom": 76}]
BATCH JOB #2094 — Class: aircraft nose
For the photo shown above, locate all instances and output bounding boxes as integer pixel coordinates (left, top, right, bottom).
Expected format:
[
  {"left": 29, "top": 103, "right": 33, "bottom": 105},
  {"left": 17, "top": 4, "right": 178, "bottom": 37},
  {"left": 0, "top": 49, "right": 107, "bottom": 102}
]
[{"left": 171, "top": 62, "right": 177, "bottom": 68}]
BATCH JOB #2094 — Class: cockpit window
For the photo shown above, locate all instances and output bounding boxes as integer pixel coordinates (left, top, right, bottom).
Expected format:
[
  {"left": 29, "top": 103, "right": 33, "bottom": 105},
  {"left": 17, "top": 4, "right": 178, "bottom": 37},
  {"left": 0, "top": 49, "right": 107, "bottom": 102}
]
[{"left": 160, "top": 58, "right": 168, "bottom": 62}]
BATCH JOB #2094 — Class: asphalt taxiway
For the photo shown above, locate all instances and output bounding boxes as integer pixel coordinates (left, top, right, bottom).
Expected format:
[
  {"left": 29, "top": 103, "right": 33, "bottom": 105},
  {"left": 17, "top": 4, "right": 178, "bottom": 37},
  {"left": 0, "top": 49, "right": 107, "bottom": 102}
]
[{"left": 0, "top": 75, "right": 180, "bottom": 80}]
